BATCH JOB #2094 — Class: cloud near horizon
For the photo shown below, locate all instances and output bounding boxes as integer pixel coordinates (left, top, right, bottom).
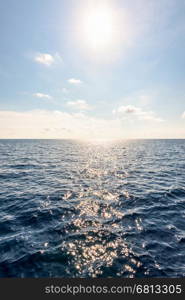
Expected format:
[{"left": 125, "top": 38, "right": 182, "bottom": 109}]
[
  {"left": 0, "top": 110, "right": 123, "bottom": 139},
  {"left": 0, "top": 110, "right": 184, "bottom": 140},
  {"left": 66, "top": 100, "right": 91, "bottom": 111},
  {"left": 113, "top": 105, "right": 164, "bottom": 122}
]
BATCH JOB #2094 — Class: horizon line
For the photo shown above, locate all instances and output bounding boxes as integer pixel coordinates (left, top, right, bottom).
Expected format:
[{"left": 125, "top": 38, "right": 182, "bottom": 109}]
[{"left": 0, "top": 138, "right": 185, "bottom": 141}]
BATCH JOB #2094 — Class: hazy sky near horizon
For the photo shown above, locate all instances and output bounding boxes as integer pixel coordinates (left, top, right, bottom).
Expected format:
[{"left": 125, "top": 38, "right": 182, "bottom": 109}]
[{"left": 0, "top": 0, "right": 185, "bottom": 139}]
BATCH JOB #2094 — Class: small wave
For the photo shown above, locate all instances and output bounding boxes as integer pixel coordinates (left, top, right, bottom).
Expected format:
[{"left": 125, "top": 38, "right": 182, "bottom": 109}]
[{"left": 0, "top": 139, "right": 185, "bottom": 277}]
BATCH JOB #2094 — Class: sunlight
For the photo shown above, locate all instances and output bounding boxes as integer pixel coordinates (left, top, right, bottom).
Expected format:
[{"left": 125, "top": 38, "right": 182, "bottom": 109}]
[
  {"left": 83, "top": 6, "right": 114, "bottom": 50},
  {"left": 76, "top": 1, "right": 124, "bottom": 60}
]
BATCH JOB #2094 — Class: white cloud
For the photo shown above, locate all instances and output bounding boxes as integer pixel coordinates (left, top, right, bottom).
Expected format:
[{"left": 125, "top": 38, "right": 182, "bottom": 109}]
[
  {"left": 66, "top": 100, "right": 91, "bottom": 110},
  {"left": 114, "top": 105, "right": 164, "bottom": 122},
  {"left": 34, "top": 52, "right": 62, "bottom": 66},
  {"left": 34, "top": 53, "right": 54, "bottom": 66},
  {"left": 182, "top": 111, "right": 185, "bottom": 119},
  {"left": 0, "top": 110, "right": 184, "bottom": 139},
  {"left": 0, "top": 110, "right": 122, "bottom": 139},
  {"left": 33, "top": 93, "right": 52, "bottom": 100},
  {"left": 68, "top": 78, "right": 83, "bottom": 85}
]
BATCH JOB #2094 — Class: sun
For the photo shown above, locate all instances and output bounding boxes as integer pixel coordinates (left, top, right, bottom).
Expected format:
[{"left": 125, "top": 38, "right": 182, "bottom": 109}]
[
  {"left": 78, "top": 2, "right": 119, "bottom": 54},
  {"left": 74, "top": 1, "right": 129, "bottom": 62},
  {"left": 84, "top": 7, "right": 114, "bottom": 50}
]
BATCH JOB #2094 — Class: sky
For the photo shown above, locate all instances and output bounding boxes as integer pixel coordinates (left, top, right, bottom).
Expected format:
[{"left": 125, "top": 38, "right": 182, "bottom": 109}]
[{"left": 0, "top": 0, "right": 185, "bottom": 139}]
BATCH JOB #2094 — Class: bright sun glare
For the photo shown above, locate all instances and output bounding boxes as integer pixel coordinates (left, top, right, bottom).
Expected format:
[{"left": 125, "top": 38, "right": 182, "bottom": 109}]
[
  {"left": 84, "top": 7, "right": 114, "bottom": 49},
  {"left": 79, "top": 2, "right": 120, "bottom": 55}
]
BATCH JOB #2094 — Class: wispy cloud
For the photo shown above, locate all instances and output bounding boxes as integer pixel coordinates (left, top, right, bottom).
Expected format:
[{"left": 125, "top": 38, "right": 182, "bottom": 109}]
[
  {"left": 33, "top": 93, "right": 52, "bottom": 100},
  {"left": 68, "top": 78, "right": 83, "bottom": 85},
  {"left": 182, "top": 111, "right": 185, "bottom": 119},
  {"left": 66, "top": 100, "right": 91, "bottom": 110},
  {"left": 0, "top": 110, "right": 122, "bottom": 139},
  {"left": 113, "top": 105, "right": 164, "bottom": 122},
  {"left": 0, "top": 110, "right": 183, "bottom": 139},
  {"left": 34, "top": 52, "right": 62, "bottom": 66}
]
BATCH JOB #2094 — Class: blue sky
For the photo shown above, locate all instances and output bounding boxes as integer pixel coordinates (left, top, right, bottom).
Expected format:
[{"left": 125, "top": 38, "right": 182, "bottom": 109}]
[{"left": 0, "top": 0, "right": 185, "bottom": 138}]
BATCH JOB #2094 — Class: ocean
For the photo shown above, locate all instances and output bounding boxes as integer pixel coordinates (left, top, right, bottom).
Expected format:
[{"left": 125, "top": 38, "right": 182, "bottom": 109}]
[{"left": 0, "top": 139, "right": 185, "bottom": 278}]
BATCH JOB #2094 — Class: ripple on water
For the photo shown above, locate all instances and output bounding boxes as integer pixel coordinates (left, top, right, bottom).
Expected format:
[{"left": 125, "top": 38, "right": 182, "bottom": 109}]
[{"left": 0, "top": 139, "right": 185, "bottom": 277}]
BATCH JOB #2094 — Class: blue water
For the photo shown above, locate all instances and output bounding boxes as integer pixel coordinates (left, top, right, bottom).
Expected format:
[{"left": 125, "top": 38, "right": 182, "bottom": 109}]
[{"left": 0, "top": 139, "right": 185, "bottom": 278}]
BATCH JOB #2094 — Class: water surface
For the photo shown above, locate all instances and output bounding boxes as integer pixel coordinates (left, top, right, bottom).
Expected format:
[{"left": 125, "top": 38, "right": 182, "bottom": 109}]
[{"left": 0, "top": 139, "right": 185, "bottom": 277}]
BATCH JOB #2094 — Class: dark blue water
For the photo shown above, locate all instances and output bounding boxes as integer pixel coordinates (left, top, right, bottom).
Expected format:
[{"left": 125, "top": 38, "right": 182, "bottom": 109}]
[{"left": 0, "top": 139, "right": 185, "bottom": 278}]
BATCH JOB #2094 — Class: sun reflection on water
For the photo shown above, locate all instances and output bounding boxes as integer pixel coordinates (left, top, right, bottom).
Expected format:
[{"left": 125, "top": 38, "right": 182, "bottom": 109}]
[{"left": 55, "top": 140, "right": 144, "bottom": 277}]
